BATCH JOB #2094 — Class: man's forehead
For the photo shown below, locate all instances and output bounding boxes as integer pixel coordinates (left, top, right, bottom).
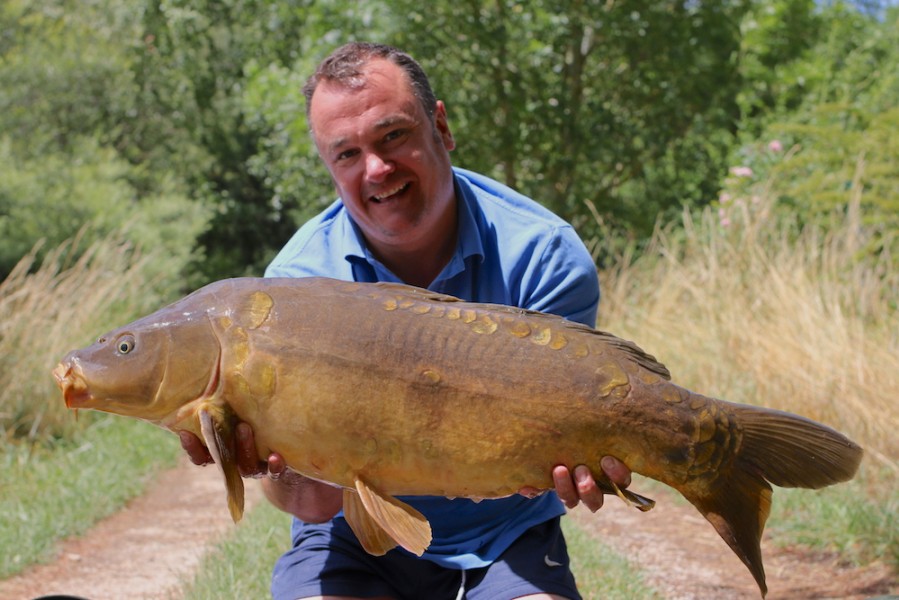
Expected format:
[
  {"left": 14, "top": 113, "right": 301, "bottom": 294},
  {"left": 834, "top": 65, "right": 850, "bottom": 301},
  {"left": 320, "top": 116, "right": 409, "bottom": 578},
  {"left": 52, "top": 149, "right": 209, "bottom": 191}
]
[{"left": 312, "top": 77, "right": 421, "bottom": 144}]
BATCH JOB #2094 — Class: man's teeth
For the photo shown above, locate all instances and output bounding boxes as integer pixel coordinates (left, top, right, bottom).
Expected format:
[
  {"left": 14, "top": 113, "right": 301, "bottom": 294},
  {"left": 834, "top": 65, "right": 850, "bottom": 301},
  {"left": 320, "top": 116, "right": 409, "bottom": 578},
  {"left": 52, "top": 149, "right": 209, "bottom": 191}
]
[{"left": 373, "top": 184, "right": 407, "bottom": 200}]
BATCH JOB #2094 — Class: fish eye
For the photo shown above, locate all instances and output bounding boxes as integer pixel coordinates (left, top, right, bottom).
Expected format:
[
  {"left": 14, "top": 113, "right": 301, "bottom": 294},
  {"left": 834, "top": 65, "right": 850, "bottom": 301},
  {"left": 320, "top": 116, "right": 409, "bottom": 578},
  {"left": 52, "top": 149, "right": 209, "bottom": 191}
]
[{"left": 116, "top": 335, "right": 136, "bottom": 355}]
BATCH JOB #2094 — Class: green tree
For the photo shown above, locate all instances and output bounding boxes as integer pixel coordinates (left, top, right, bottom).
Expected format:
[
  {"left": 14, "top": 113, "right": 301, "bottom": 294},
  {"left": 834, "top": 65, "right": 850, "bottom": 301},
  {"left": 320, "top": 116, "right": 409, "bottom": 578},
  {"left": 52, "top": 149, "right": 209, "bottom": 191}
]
[
  {"left": 130, "top": 0, "right": 387, "bottom": 282},
  {"left": 0, "top": 0, "right": 206, "bottom": 282},
  {"left": 389, "top": 0, "right": 750, "bottom": 252},
  {"left": 727, "top": 2, "right": 899, "bottom": 246}
]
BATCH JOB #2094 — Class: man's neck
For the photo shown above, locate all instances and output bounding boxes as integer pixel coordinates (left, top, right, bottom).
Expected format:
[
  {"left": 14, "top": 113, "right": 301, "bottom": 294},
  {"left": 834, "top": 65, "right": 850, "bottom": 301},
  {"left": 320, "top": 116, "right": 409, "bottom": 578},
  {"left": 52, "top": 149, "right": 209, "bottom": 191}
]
[
  {"left": 369, "top": 199, "right": 459, "bottom": 289},
  {"left": 374, "top": 230, "right": 457, "bottom": 289}
]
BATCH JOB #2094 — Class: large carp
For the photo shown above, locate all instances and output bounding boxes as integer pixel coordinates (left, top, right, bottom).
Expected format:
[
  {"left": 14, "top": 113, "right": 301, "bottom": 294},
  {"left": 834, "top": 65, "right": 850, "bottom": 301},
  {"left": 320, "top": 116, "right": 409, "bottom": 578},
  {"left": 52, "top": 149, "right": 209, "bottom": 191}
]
[{"left": 53, "top": 277, "right": 862, "bottom": 597}]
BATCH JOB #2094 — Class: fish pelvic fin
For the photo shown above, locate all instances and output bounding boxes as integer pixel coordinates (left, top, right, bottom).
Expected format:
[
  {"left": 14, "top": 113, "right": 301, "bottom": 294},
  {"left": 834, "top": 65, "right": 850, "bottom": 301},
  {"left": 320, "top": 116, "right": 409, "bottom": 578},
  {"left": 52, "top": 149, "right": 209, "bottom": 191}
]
[
  {"left": 198, "top": 405, "right": 245, "bottom": 523},
  {"left": 343, "top": 489, "right": 399, "bottom": 556},
  {"left": 347, "top": 477, "right": 431, "bottom": 557}
]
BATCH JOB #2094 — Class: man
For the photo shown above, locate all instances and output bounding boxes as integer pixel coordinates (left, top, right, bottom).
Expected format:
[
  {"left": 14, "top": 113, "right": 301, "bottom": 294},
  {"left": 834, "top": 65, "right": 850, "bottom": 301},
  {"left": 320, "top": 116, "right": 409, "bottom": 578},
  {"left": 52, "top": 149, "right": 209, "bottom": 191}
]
[{"left": 182, "top": 42, "right": 632, "bottom": 600}]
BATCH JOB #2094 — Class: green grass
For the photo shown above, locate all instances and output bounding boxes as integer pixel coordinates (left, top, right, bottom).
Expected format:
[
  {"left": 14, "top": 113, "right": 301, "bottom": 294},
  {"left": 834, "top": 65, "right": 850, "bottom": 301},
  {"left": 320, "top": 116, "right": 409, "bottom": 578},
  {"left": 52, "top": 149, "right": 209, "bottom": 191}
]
[
  {"left": 179, "top": 501, "right": 292, "bottom": 600},
  {"left": 767, "top": 466, "right": 899, "bottom": 569},
  {"left": 0, "top": 415, "right": 180, "bottom": 578},
  {"left": 562, "top": 516, "right": 662, "bottom": 599}
]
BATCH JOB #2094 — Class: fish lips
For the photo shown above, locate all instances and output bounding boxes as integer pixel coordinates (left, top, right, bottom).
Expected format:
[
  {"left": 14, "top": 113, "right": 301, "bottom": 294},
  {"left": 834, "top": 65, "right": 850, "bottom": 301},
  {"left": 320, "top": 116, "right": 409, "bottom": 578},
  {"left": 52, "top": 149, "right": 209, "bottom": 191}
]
[{"left": 52, "top": 361, "right": 92, "bottom": 409}]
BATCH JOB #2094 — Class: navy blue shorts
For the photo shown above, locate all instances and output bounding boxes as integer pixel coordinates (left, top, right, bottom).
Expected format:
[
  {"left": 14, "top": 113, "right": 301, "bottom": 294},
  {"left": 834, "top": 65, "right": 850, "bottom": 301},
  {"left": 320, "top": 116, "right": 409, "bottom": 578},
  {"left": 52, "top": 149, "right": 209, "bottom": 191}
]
[{"left": 271, "top": 516, "right": 582, "bottom": 600}]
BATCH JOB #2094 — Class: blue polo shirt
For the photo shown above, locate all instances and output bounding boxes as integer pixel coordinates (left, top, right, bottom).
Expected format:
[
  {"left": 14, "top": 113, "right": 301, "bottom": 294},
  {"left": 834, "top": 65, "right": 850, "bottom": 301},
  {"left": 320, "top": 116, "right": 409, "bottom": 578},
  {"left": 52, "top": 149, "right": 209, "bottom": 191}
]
[{"left": 266, "top": 167, "right": 599, "bottom": 569}]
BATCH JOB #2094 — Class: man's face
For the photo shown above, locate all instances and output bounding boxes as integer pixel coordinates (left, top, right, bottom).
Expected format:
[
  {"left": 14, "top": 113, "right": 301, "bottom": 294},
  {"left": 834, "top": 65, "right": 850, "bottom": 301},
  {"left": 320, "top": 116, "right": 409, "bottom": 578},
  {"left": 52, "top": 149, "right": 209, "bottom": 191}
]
[{"left": 308, "top": 59, "right": 456, "bottom": 255}]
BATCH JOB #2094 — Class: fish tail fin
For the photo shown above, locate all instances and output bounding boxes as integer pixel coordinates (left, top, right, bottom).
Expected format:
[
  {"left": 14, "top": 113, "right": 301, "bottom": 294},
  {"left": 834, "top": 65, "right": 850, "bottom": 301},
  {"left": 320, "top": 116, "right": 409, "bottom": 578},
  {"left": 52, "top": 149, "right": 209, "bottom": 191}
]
[
  {"left": 682, "top": 402, "right": 863, "bottom": 598},
  {"left": 687, "top": 460, "right": 773, "bottom": 597},
  {"left": 729, "top": 403, "right": 863, "bottom": 490}
]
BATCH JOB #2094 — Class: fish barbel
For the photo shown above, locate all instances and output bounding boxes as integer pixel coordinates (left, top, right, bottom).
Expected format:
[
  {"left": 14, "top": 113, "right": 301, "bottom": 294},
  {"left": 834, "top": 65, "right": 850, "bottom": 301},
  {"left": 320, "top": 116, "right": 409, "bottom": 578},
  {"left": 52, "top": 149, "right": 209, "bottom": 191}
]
[{"left": 52, "top": 277, "right": 862, "bottom": 597}]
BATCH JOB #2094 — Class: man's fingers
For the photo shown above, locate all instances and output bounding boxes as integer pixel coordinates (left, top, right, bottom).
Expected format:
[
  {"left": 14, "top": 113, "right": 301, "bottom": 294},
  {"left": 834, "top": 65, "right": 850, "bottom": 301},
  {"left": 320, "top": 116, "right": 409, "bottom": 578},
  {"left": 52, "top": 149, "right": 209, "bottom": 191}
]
[
  {"left": 266, "top": 453, "right": 288, "bottom": 481},
  {"left": 600, "top": 455, "right": 632, "bottom": 488},
  {"left": 179, "top": 431, "right": 212, "bottom": 466},
  {"left": 573, "top": 465, "right": 605, "bottom": 512},
  {"left": 236, "top": 422, "right": 267, "bottom": 478},
  {"left": 552, "top": 465, "right": 579, "bottom": 509}
]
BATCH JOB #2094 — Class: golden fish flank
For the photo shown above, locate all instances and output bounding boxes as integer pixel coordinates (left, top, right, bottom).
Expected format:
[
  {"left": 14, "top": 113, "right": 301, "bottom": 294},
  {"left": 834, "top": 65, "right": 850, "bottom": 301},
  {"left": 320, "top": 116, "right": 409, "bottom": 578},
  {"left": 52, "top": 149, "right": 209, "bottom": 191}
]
[{"left": 53, "top": 276, "right": 863, "bottom": 599}]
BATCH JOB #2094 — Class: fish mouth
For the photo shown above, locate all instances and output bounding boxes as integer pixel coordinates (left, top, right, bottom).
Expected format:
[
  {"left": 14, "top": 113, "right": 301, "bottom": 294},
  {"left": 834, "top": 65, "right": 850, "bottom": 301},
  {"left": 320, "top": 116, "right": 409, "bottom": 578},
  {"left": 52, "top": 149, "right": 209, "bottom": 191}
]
[{"left": 52, "top": 362, "right": 92, "bottom": 408}]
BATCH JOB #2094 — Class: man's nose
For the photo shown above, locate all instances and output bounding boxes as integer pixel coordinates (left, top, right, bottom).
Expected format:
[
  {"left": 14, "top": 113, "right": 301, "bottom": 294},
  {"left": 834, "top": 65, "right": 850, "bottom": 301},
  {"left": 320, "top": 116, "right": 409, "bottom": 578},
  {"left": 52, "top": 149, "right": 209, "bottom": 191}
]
[{"left": 365, "top": 152, "right": 394, "bottom": 182}]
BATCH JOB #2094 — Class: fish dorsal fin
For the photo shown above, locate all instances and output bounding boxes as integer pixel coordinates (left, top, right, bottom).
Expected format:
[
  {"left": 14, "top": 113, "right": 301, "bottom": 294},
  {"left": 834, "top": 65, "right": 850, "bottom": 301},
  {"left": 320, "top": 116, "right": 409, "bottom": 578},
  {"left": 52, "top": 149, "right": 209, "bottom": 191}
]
[
  {"left": 198, "top": 405, "right": 245, "bottom": 522},
  {"left": 350, "top": 477, "right": 431, "bottom": 556},
  {"left": 342, "top": 488, "right": 399, "bottom": 556}
]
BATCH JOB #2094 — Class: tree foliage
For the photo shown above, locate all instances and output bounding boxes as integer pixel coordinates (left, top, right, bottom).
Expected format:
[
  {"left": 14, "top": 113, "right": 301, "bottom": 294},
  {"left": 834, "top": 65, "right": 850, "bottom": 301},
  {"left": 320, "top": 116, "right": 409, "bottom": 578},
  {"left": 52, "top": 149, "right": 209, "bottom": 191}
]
[
  {"left": 0, "top": 0, "right": 207, "bottom": 280},
  {"left": 0, "top": 0, "right": 895, "bottom": 283},
  {"left": 727, "top": 1, "right": 899, "bottom": 250},
  {"left": 389, "top": 0, "right": 749, "bottom": 246}
]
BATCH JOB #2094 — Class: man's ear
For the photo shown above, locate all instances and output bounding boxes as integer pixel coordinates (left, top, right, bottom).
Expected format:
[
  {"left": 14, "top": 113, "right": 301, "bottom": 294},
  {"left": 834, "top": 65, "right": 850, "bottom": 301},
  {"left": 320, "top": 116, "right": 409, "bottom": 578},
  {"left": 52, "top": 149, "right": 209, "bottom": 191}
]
[{"left": 434, "top": 100, "right": 455, "bottom": 151}]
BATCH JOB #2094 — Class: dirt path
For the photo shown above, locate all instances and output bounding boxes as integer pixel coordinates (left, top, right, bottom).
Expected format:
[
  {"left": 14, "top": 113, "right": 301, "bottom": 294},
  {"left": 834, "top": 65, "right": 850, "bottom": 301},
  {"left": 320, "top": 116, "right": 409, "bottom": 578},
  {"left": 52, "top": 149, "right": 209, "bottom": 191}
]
[
  {"left": 568, "top": 487, "right": 897, "bottom": 599},
  {"left": 0, "top": 464, "right": 895, "bottom": 600},
  {"left": 0, "top": 456, "right": 263, "bottom": 600}
]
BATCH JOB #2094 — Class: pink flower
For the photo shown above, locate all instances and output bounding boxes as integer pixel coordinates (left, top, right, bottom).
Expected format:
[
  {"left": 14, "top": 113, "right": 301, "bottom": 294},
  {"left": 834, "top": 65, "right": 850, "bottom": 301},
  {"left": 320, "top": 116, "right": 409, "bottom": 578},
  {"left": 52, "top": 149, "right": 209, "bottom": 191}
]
[
  {"left": 767, "top": 140, "right": 783, "bottom": 152},
  {"left": 729, "top": 166, "right": 753, "bottom": 178}
]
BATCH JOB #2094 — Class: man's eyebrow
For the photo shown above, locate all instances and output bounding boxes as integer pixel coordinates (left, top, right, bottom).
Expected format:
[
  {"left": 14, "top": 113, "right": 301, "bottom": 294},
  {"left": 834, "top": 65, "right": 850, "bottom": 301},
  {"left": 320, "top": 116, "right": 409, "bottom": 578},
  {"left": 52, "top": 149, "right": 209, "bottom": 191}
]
[
  {"left": 374, "top": 114, "right": 416, "bottom": 130},
  {"left": 328, "top": 137, "right": 350, "bottom": 153}
]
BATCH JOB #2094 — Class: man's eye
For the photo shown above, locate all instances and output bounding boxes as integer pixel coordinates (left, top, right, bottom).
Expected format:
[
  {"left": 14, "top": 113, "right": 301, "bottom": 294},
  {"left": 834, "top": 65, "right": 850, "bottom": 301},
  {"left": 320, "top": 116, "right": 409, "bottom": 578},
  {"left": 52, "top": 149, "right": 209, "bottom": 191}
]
[
  {"left": 384, "top": 129, "right": 407, "bottom": 143},
  {"left": 336, "top": 149, "right": 359, "bottom": 161}
]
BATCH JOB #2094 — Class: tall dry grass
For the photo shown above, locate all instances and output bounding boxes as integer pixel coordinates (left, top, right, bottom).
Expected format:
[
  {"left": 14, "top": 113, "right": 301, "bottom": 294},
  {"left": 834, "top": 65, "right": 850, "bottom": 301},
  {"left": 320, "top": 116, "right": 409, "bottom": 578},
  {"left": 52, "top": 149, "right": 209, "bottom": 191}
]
[
  {"left": 0, "top": 230, "right": 177, "bottom": 443},
  {"left": 596, "top": 166, "right": 898, "bottom": 480}
]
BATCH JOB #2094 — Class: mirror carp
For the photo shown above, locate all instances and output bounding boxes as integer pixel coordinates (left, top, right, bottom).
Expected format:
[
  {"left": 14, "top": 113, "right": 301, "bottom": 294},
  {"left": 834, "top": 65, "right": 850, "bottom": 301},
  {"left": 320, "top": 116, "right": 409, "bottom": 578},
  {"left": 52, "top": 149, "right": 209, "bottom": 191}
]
[{"left": 53, "top": 277, "right": 863, "bottom": 597}]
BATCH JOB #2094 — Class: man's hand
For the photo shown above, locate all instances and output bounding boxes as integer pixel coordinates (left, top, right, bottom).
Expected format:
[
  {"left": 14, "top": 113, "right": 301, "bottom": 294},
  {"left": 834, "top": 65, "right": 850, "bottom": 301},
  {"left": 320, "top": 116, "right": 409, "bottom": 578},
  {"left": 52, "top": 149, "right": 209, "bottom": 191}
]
[
  {"left": 519, "top": 456, "right": 632, "bottom": 512},
  {"left": 555, "top": 457, "right": 632, "bottom": 512},
  {"left": 179, "top": 422, "right": 343, "bottom": 522}
]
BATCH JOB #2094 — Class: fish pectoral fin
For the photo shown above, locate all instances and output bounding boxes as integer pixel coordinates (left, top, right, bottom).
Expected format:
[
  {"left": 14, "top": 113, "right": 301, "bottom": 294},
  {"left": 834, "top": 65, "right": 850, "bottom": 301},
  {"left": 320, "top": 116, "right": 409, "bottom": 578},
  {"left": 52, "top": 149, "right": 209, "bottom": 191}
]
[
  {"left": 343, "top": 488, "right": 399, "bottom": 556},
  {"left": 198, "top": 405, "right": 245, "bottom": 523},
  {"left": 351, "top": 477, "right": 431, "bottom": 557}
]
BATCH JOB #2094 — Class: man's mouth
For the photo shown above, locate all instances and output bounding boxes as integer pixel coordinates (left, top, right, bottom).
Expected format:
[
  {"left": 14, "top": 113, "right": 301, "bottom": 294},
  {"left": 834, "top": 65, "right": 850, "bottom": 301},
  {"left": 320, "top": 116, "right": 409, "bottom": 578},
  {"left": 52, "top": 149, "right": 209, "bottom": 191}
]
[{"left": 370, "top": 182, "right": 410, "bottom": 203}]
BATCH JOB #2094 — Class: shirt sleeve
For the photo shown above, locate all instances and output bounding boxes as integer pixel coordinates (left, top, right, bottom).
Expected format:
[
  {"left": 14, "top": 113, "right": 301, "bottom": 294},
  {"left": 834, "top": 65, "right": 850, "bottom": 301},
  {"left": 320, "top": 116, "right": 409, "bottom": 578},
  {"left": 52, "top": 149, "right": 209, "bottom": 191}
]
[{"left": 517, "top": 225, "right": 600, "bottom": 328}]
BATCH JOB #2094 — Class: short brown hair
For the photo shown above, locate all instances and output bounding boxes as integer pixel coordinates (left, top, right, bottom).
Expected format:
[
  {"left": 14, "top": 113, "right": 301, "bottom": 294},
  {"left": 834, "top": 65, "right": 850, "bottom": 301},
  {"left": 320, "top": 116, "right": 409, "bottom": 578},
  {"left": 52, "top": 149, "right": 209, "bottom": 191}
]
[{"left": 302, "top": 42, "right": 438, "bottom": 121}]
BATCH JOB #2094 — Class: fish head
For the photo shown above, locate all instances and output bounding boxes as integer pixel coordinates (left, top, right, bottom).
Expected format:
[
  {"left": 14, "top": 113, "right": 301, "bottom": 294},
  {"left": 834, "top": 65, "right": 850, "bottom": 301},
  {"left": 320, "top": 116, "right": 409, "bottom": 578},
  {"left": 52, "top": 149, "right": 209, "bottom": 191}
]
[{"left": 52, "top": 305, "right": 221, "bottom": 424}]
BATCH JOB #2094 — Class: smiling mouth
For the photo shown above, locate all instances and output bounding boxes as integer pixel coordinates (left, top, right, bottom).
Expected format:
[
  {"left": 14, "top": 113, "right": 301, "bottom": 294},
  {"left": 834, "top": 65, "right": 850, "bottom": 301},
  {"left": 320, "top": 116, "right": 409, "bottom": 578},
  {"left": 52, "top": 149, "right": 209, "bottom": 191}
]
[{"left": 371, "top": 182, "right": 410, "bottom": 203}]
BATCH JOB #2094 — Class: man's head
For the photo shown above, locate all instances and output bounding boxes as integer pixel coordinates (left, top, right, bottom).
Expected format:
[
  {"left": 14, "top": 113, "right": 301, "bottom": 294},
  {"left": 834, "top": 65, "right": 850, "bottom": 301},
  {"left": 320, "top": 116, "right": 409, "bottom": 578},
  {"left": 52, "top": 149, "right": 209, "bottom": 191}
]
[{"left": 304, "top": 43, "right": 457, "bottom": 286}]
